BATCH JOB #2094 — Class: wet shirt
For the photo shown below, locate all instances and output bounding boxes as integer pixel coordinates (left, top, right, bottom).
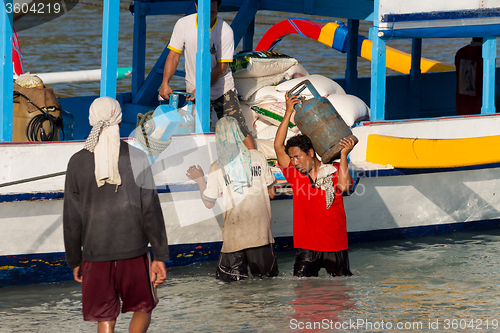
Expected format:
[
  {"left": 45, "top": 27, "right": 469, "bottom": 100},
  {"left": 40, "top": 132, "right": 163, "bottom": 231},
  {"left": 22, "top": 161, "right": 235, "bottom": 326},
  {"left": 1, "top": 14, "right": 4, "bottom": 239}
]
[
  {"left": 204, "top": 150, "right": 276, "bottom": 253},
  {"left": 281, "top": 162, "right": 348, "bottom": 252},
  {"left": 167, "top": 13, "right": 235, "bottom": 100}
]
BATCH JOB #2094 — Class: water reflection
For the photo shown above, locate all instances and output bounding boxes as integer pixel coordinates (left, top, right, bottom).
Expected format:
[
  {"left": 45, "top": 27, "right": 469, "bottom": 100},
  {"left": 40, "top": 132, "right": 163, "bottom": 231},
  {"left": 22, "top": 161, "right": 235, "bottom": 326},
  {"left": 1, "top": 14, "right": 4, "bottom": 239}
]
[{"left": 289, "top": 278, "right": 355, "bottom": 332}]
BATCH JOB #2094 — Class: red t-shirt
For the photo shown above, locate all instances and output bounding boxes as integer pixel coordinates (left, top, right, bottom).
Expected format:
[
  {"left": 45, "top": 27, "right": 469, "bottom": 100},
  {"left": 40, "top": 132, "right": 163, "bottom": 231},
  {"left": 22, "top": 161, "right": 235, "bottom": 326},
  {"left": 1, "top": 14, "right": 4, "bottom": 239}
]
[{"left": 281, "top": 162, "right": 348, "bottom": 252}]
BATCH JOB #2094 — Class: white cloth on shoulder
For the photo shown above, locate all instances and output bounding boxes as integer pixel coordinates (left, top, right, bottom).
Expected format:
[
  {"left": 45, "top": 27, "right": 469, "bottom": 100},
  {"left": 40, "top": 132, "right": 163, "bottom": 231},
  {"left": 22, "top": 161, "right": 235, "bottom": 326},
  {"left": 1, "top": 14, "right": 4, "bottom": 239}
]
[
  {"left": 84, "top": 97, "right": 122, "bottom": 187},
  {"left": 315, "top": 163, "right": 338, "bottom": 209}
]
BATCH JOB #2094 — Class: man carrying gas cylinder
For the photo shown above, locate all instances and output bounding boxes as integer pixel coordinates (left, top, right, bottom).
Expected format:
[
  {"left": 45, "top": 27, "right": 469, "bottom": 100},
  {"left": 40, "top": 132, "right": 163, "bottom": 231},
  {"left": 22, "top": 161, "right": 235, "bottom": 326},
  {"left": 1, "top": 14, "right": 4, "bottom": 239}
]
[{"left": 274, "top": 91, "right": 356, "bottom": 277}]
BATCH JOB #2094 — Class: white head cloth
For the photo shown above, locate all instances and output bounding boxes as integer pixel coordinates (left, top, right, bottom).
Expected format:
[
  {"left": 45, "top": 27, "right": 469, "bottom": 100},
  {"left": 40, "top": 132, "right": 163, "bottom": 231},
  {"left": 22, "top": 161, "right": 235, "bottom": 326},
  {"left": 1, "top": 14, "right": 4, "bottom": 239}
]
[
  {"left": 215, "top": 117, "right": 252, "bottom": 194},
  {"left": 84, "top": 97, "right": 122, "bottom": 187}
]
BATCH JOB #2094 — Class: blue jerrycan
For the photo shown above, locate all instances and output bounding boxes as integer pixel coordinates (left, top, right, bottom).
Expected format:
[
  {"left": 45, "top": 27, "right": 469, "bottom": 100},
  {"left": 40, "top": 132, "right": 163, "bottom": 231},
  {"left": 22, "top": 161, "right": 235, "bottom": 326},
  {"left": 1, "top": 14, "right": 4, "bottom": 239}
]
[
  {"left": 149, "top": 104, "right": 181, "bottom": 141},
  {"left": 133, "top": 100, "right": 181, "bottom": 164},
  {"left": 289, "top": 79, "right": 358, "bottom": 163},
  {"left": 167, "top": 92, "right": 195, "bottom": 135}
]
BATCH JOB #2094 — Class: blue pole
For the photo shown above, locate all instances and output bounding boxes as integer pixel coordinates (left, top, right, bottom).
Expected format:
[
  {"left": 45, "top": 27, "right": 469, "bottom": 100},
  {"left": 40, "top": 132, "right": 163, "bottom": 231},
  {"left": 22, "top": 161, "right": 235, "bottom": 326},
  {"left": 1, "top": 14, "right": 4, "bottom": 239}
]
[
  {"left": 370, "top": 0, "right": 386, "bottom": 121},
  {"left": 195, "top": 0, "right": 211, "bottom": 133},
  {"left": 242, "top": 18, "right": 255, "bottom": 52},
  {"left": 0, "top": 1, "right": 13, "bottom": 142},
  {"left": 345, "top": 19, "right": 359, "bottom": 96},
  {"left": 481, "top": 36, "right": 496, "bottom": 115},
  {"left": 100, "top": 0, "right": 120, "bottom": 98},
  {"left": 132, "top": 0, "right": 146, "bottom": 99},
  {"left": 369, "top": 27, "right": 386, "bottom": 121},
  {"left": 409, "top": 38, "right": 422, "bottom": 119}
]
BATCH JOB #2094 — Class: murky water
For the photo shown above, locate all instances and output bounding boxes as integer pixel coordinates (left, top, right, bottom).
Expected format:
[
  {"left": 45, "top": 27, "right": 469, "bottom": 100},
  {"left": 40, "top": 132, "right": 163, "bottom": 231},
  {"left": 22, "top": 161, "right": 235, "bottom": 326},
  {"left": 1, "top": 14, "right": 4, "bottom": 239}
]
[
  {"left": 3, "top": 230, "right": 500, "bottom": 332},
  {"left": 8, "top": 3, "right": 500, "bottom": 332}
]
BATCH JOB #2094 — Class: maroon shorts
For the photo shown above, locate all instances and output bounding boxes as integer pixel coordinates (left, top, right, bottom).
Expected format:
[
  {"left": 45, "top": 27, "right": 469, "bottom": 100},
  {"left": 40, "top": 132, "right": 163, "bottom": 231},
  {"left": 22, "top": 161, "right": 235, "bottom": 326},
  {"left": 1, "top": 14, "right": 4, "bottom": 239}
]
[{"left": 81, "top": 253, "right": 158, "bottom": 322}]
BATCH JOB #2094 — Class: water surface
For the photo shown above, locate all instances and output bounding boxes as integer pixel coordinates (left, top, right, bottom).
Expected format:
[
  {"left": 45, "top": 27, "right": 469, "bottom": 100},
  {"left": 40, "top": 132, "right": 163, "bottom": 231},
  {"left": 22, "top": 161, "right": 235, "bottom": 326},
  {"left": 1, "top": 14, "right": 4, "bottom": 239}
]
[{"left": 3, "top": 230, "right": 500, "bottom": 332}]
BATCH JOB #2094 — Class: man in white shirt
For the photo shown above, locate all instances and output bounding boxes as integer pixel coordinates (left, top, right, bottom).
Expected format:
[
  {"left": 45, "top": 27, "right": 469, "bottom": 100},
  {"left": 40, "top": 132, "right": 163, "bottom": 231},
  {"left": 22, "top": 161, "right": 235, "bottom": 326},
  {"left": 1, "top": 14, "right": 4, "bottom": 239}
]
[
  {"left": 186, "top": 117, "right": 278, "bottom": 282},
  {"left": 160, "top": 0, "right": 255, "bottom": 149}
]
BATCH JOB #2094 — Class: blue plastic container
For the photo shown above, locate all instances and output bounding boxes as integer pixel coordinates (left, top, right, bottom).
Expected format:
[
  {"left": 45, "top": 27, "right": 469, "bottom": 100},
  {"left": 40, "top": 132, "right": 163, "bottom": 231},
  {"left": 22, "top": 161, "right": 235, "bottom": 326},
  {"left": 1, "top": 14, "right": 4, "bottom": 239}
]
[
  {"left": 150, "top": 104, "right": 182, "bottom": 141},
  {"left": 168, "top": 92, "right": 195, "bottom": 135},
  {"left": 133, "top": 102, "right": 181, "bottom": 164}
]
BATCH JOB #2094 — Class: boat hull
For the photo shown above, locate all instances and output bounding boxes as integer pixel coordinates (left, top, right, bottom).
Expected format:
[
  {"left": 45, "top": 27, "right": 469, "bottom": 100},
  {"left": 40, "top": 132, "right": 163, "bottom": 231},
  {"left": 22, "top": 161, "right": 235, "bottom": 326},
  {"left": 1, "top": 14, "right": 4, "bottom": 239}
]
[
  {"left": 2, "top": 115, "right": 500, "bottom": 286},
  {"left": 3, "top": 163, "right": 500, "bottom": 287}
]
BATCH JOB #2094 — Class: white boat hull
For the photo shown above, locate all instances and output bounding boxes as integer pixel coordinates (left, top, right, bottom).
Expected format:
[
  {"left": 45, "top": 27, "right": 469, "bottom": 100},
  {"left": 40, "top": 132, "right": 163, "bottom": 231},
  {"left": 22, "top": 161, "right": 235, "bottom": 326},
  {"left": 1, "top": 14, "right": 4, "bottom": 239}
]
[
  {"left": 2, "top": 115, "right": 500, "bottom": 286},
  {"left": 346, "top": 167, "right": 500, "bottom": 237}
]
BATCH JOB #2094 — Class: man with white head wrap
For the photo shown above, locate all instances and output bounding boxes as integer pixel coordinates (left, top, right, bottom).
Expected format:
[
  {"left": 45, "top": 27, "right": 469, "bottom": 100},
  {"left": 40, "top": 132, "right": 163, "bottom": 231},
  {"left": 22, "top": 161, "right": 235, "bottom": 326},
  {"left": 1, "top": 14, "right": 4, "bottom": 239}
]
[
  {"left": 63, "top": 97, "right": 169, "bottom": 332},
  {"left": 83, "top": 96, "right": 122, "bottom": 187},
  {"left": 187, "top": 116, "right": 278, "bottom": 282}
]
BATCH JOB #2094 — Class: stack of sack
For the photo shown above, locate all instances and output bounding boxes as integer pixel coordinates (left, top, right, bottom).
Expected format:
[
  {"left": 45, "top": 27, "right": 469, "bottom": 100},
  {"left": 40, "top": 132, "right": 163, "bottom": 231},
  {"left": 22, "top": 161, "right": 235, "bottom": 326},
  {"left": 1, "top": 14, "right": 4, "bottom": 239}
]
[
  {"left": 231, "top": 50, "right": 309, "bottom": 101},
  {"left": 230, "top": 51, "right": 370, "bottom": 162}
]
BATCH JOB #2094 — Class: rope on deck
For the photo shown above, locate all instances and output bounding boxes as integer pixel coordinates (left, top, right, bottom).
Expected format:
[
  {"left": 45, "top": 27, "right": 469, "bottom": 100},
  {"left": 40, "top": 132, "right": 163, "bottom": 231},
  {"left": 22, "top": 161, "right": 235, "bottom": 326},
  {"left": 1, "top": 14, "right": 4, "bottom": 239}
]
[{"left": 135, "top": 111, "right": 173, "bottom": 157}]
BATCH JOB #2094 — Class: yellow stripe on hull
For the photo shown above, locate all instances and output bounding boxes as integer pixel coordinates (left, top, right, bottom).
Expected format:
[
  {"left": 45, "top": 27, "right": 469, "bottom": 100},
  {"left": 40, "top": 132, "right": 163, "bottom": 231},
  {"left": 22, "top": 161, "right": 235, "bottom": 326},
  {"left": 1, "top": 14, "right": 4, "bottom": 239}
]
[{"left": 366, "top": 134, "right": 500, "bottom": 168}]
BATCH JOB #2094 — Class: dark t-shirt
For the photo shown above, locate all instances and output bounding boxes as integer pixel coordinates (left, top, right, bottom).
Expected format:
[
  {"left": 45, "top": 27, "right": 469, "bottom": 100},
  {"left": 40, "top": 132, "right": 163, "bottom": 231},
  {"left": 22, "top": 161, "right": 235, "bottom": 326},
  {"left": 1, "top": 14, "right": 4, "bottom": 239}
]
[{"left": 63, "top": 141, "right": 169, "bottom": 268}]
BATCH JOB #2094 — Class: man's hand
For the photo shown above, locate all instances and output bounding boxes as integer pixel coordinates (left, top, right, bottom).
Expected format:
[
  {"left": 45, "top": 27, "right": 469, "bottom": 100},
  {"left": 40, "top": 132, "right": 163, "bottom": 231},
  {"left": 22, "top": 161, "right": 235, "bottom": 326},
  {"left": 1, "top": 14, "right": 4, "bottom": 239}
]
[
  {"left": 186, "top": 165, "right": 204, "bottom": 183},
  {"left": 159, "top": 84, "right": 174, "bottom": 101},
  {"left": 151, "top": 260, "right": 167, "bottom": 287},
  {"left": 186, "top": 165, "right": 215, "bottom": 209},
  {"left": 274, "top": 91, "right": 301, "bottom": 168},
  {"left": 339, "top": 137, "right": 356, "bottom": 157},
  {"left": 285, "top": 91, "right": 300, "bottom": 115},
  {"left": 337, "top": 137, "right": 356, "bottom": 192},
  {"left": 186, "top": 89, "right": 196, "bottom": 101},
  {"left": 73, "top": 265, "right": 82, "bottom": 284}
]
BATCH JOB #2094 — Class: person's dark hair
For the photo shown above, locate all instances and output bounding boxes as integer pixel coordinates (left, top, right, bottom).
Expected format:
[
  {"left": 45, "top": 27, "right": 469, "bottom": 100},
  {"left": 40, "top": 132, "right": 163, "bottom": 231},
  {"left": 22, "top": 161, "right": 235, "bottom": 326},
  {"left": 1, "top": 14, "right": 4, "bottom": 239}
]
[
  {"left": 285, "top": 134, "right": 315, "bottom": 155},
  {"left": 195, "top": 0, "right": 222, "bottom": 7}
]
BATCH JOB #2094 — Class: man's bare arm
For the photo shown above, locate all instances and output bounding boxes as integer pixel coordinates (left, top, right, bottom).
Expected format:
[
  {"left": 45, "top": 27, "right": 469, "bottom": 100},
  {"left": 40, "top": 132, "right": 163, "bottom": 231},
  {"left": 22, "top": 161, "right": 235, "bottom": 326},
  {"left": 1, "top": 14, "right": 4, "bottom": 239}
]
[
  {"left": 159, "top": 51, "right": 181, "bottom": 100},
  {"left": 186, "top": 165, "right": 215, "bottom": 208},
  {"left": 211, "top": 62, "right": 228, "bottom": 86},
  {"left": 274, "top": 92, "right": 299, "bottom": 168},
  {"left": 337, "top": 138, "right": 355, "bottom": 192}
]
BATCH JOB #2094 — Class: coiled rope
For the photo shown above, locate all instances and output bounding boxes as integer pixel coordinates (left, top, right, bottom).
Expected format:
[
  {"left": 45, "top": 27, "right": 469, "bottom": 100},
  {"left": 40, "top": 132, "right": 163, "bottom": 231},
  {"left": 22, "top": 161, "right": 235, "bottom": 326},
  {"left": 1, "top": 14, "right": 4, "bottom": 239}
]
[
  {"left": 26, "top": 107, "right": 64, "bottom": 142},
  {"left": 14, "top": 92, "right": 65, "bottom": 142},
  {"left": 135, "top": 111, "right": 172, "bottom": 156}
]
